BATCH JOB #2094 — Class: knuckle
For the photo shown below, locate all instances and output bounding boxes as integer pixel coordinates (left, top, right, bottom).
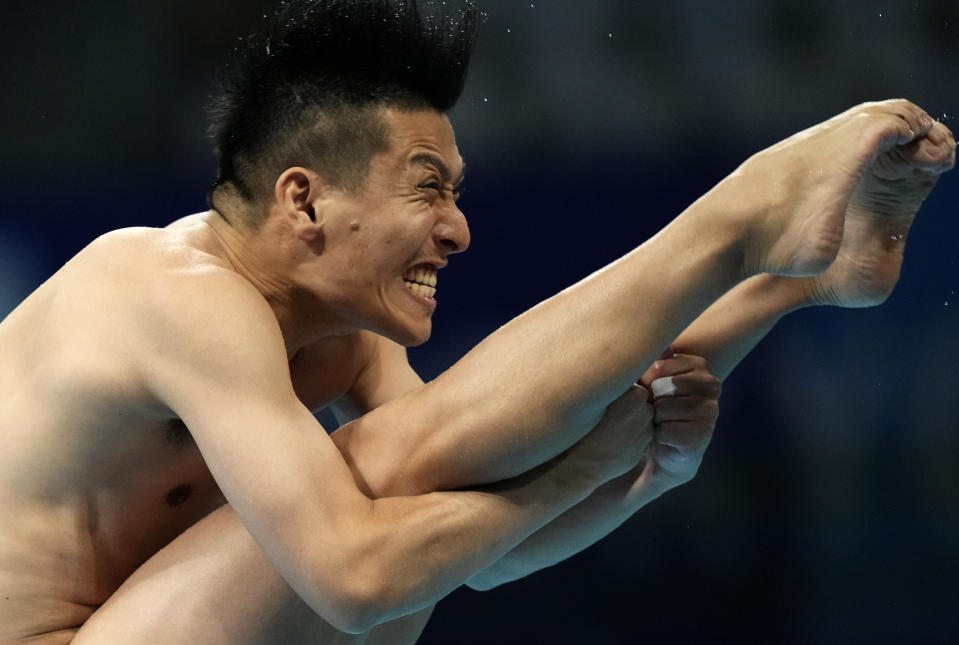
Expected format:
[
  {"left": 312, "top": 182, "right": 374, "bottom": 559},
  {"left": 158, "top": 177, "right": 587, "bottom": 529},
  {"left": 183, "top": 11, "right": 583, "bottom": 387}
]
[
  {"left": 705, "top": 399, "right": 720, "bottom": 418},
  {"left": 709, "top": 377, "right": 723, "bottom": 396}
]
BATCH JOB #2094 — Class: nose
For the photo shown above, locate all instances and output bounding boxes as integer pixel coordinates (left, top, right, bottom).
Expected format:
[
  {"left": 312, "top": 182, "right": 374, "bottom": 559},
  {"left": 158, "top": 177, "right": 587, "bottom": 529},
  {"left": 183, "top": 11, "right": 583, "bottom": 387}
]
[{"left": 435, "top": 202, "right": 471, "bottom": 255}]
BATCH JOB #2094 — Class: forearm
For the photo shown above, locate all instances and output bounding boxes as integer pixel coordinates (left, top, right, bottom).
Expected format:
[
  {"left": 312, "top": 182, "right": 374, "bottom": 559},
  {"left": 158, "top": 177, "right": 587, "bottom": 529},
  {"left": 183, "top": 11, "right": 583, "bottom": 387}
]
[
  {"left": 669, "top": 274, "right": 815, "bottom": 379},
  {"left": 466, "top": 459, "right": 675, "bottom": 591},
  {"left": 335, "top": 453, "right": 601, "bottom": 629},
  {"left": 337, "top": 184, "right": 749, "bottom": 495}
]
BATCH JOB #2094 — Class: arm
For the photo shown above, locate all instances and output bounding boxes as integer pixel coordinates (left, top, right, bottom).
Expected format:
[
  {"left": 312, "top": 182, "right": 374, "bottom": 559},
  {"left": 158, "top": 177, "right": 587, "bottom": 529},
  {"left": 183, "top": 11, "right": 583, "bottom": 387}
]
[
  {"left": 326, "top": 339, "right": 715, "bottom": 592},
  {"left": 152, "top": 103, "right": 948, "bottom": 630},
  {"left": 466, "top": 354, "right": 719, "bottom": 590},
  {"left": 143, "top": 273, "right": 640, "bottom": 633}
]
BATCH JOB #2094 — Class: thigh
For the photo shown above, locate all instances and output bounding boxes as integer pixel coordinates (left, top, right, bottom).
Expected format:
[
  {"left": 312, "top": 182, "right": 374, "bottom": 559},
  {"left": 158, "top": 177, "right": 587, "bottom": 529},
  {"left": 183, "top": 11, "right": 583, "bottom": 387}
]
[{"left": 71, "top": 505, "right": 432, "bottom": 645}]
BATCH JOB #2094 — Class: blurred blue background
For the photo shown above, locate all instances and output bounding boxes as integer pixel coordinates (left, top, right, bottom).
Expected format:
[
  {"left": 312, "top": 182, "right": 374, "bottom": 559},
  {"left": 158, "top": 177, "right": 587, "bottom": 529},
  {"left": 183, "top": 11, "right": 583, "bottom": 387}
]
[{"left": 1, "top": 1, "right": 956, "bottom": 642}]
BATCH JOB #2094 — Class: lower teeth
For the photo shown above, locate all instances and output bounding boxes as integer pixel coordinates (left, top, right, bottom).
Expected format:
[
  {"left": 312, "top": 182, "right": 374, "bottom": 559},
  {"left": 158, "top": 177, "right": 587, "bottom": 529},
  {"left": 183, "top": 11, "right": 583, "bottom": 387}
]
[{"left": 405, "top": 281, "right": 436, "bottom": 298}]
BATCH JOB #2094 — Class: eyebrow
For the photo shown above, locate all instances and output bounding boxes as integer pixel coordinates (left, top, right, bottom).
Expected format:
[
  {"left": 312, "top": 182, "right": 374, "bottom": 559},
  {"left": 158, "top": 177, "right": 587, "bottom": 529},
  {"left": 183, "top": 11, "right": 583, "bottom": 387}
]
[{"left": 409, "top": 152, "right": 466, "bottom": 188}]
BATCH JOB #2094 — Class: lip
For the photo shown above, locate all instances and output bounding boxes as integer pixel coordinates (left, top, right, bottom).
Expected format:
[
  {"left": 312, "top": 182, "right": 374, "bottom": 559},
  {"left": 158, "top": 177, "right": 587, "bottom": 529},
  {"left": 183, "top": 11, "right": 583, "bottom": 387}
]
[
  {"left": 404, "top": 285, "right": 437, "bottom": 310},
  {"left": 404, "top": 259, "right": 445, "bottom": 273}
]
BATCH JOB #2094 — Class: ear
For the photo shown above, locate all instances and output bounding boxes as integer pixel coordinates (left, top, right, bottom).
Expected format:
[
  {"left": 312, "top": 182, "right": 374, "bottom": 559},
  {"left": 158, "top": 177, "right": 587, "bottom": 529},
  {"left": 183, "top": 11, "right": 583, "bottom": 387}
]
[
  {"left": 274, "top": 167, "right": 331, "bottom": 253},
  {"left": 274, "top": 166, "right": 328, "bottom": 227}
]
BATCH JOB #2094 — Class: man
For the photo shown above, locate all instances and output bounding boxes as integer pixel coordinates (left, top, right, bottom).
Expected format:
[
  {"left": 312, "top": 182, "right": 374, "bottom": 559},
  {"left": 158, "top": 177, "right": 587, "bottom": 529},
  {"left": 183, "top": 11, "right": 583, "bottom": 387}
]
[{"left": 0, "top": 1, "right": 954, "bottom": 644}]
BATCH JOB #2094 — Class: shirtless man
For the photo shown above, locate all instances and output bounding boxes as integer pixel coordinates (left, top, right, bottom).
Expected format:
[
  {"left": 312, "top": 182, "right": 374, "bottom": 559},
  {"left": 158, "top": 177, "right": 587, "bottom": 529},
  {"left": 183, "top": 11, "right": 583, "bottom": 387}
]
[{"left": 1, "top": 0, "right": 954, "bottom": 643}]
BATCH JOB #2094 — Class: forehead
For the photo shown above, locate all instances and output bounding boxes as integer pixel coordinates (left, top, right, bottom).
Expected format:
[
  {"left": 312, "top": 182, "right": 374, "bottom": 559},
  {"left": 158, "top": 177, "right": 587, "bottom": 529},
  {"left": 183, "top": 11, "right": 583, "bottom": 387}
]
[{"left": 381, "top": 108, "right": 464, "bottom": 181}]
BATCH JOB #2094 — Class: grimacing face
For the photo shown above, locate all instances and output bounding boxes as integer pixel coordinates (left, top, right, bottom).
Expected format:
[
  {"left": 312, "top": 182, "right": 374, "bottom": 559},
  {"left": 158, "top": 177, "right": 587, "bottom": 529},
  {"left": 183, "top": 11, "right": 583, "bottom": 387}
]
[{"left": 309, "top": 108, "right": 470, "bottom": 346}]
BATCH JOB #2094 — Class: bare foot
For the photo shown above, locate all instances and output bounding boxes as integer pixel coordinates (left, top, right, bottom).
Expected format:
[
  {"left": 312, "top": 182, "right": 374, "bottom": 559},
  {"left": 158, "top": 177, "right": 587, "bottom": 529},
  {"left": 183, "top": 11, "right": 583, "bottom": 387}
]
[
  {"left": 733, "top": 100, "right": 954, "bottom": 278},
  {"left": 804, "top": 117, "right": 955, "bottom": 307}
]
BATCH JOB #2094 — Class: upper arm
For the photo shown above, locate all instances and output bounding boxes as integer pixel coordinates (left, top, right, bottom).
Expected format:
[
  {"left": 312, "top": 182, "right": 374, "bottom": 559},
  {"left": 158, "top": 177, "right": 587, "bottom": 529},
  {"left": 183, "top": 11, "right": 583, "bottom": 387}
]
[
  {"left": 139, "top": 270, "right": 373, "bottom": 624},
  {"left": 330, "top": 332, "right": 425, "bottom": 424}
]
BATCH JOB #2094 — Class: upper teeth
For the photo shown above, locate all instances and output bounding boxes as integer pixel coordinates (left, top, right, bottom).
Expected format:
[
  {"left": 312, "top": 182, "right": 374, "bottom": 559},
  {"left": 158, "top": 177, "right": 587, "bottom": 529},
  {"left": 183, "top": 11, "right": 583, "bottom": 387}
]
[
  {"left": 403, "top": 266, "right": 437, "bottom": 299},
  {"left": 403, "top": 267, "right": 437, "bottom": 288}
]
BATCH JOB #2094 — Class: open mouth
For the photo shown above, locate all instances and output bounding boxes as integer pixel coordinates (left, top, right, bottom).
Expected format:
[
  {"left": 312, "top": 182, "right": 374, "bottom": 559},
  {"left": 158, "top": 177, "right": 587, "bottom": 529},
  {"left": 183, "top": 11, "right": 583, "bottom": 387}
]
[{"left": 403, "top": 265, "right": 437, "bottom": 299}]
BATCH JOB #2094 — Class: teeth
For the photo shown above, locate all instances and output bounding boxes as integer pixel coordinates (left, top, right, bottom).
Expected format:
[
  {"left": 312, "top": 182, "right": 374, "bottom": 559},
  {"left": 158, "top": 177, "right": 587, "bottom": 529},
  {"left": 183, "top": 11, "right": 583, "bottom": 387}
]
[
  {"left": 404, "top": 281, "right": 437, "bottom": 299},
  {"left": 405, "top": 267, "right": 436, "bottom": 287}
]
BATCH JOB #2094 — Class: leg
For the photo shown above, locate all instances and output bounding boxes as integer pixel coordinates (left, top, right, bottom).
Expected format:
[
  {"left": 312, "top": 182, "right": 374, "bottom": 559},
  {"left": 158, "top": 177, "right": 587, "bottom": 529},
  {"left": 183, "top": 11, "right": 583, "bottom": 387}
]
[{"left": 72, "top": 505, "right": 432, "bottom": 645}]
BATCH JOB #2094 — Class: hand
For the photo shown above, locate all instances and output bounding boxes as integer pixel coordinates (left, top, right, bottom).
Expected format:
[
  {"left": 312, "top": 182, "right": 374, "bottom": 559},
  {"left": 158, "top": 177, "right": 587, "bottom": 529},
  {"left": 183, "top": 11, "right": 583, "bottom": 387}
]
[
  {"left": 732, "top": 99, "right": 955, "bottom": 279},
  {"left": 564, "top": 384, "right": 654, "bottom": 483},
  {"left": 638, "top": 352, "right": 721, "bottom": 487},
  {"left": 806, "top": 115, "right": 956, "bottom": 307}
]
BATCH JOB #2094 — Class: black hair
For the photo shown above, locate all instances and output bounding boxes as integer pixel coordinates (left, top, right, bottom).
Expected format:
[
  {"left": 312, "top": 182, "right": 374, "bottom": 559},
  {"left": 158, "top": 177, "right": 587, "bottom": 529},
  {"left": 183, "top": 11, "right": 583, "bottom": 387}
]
[{"left": 207, "top": 0, "right": 478, "bottom": 225}]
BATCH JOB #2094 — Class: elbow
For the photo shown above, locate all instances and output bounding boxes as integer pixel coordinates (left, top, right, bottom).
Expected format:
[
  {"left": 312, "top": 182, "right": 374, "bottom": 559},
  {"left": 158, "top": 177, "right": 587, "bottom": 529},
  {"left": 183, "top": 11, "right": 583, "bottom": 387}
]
[
  {"left": 320, "top": 579, "right": 390, "bottom": 634},
  {"left": 319, "top": 568, "right": 410, "bottom": 634}
]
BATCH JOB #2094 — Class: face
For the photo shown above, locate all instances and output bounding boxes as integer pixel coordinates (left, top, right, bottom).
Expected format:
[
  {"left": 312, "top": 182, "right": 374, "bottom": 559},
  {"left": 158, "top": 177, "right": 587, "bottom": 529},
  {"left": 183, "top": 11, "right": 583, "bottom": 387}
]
[{"left": 307, "top": 108, "right": 470, "bottom": 346}]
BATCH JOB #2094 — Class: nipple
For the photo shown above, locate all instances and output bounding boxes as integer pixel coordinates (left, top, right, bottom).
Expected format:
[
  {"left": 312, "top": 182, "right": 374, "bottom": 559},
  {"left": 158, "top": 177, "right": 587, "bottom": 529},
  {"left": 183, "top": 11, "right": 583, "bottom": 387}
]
[{"left": 165, "top": 484, "right": 193, "bottom": 507}]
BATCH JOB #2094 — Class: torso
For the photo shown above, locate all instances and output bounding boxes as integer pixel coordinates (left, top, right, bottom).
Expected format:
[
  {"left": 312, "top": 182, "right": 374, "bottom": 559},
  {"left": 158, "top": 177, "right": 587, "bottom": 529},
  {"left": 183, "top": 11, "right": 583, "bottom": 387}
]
[{"left": 0, "top": 215, "right": 368, "bottom": 642}]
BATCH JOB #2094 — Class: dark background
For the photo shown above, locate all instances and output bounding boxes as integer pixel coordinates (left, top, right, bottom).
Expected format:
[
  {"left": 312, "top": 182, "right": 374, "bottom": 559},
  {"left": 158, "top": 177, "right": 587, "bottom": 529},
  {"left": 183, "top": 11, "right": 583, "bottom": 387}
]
[{"left": 1, "top": 1, "right": 957, "bottom": 643}]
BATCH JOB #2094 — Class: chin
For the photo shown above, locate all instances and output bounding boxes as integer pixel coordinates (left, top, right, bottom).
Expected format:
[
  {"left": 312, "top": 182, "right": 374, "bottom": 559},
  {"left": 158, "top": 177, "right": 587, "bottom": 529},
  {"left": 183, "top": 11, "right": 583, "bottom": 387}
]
[
  {"left": 378, "top": 319, "right": 432, "bottom": 347},
  {"left": 399, "top": 326, "right": 432, "bottom": 347}
]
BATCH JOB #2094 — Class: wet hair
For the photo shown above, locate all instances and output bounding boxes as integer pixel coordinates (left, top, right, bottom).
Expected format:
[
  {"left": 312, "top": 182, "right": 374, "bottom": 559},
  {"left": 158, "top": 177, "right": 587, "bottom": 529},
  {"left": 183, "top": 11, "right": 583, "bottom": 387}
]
[{"left": 207, "top": 0, "right": 478, "bottom": 226}]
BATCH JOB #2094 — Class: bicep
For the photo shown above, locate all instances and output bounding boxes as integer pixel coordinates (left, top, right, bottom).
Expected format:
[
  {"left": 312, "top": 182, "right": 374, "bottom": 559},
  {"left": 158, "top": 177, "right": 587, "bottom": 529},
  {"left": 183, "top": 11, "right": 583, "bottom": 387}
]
[{"left": 141, "top": 276, "right": 371, "bottom": 617}]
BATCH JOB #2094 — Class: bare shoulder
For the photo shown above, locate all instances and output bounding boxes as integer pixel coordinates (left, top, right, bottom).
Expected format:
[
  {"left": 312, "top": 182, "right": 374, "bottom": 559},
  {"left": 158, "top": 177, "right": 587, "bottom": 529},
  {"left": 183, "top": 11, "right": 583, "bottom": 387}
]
[
  {"left": 55, "top": 224, "right": 270, "bottom": 340},
  {"left": 38, "top": 222, "right": 285, "bottom": 410},
  {"left": 120, "top": 232, "right": 290, "bottom": 407}
]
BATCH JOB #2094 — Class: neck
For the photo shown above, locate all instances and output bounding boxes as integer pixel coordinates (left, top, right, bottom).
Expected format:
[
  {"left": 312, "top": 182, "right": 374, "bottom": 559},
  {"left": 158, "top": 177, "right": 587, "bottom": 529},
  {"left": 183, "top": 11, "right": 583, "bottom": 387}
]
[{"left": 201, "top": 211, "right": 360, "bottom": 356}]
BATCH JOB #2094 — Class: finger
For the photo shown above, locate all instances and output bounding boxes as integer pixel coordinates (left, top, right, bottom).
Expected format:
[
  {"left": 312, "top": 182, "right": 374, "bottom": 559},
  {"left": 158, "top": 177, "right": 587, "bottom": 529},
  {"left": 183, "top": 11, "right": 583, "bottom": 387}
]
[
  {"left": 603, "top": 383, "right": 653, "bottom": 422},
  {"left": 650, "top": 376, "right": 677, "bottom": 398},
  {"left": 641, "top": 353, "right": 709, "bottom": 385},
  {"left": 654, "top": 420, "right": 714, "bottom": 454},
  {"left": 653, "top": 395, "right": 719, "bottom": 424},
  {"left": 655, "top": 368, "right": 722, "bottom": 399}
]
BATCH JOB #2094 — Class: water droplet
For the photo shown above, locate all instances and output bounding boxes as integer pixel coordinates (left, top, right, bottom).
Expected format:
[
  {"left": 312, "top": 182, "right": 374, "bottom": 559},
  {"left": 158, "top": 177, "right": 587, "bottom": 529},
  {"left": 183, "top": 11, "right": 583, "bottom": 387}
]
[
  {"left": 483, "top": 97, "right": 488, "bottom": 102},
  {"left": 878, "top": 12, "right": 883, "bottom": 17},
  {"left": 608, "top": 32, "right": 613, "bottom": 38},
  {"left": 945, "top": 301, "right": 950, "bottom": 306},
  {"left": 529, "top": 3, "right": 535, "bottom": 7},
  {"left": 506, "top": 28, "right": 511, "bottom": 33}
]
